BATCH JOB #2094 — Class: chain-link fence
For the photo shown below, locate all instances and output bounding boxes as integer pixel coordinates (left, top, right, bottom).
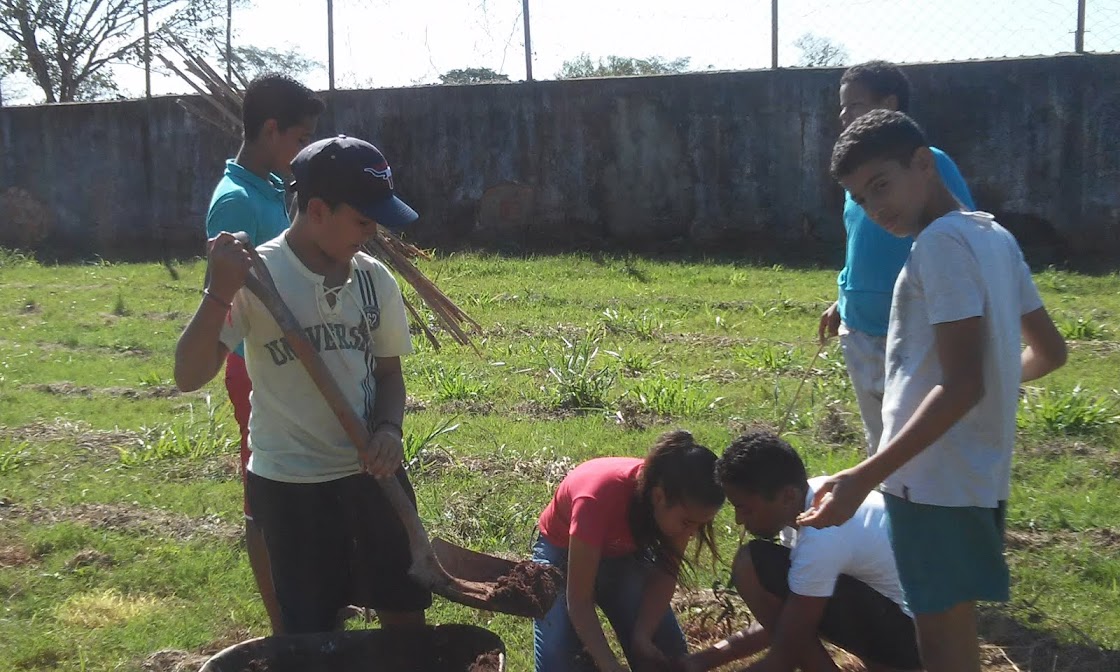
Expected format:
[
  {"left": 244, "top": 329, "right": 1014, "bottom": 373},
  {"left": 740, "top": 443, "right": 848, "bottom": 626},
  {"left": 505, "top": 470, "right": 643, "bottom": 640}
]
[
  {"left": 0, "top": 0, "right": 1117, "bottom": 105},
  {"left": 776, "top": 0, "right": 1119, "bottom": 67}
]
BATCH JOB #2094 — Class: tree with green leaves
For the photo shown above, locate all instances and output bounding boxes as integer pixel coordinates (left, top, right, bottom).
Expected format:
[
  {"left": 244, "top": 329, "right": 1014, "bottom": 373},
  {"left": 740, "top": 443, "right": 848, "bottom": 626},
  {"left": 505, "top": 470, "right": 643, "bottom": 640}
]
[
  {"left": 439, "top": 67, "right": 510, "bottom": 85},
  {"left": 0, "top": 0, "right": 236, "bottom": 103},
  {"left": 556, "top": 53, "right": 690, "bottom": 79},
  {"left": 793, "top": 33, "right": 849, "bottom": 67},
  {"left": 219, "top": 44, "right": 321, "bottom": 83}
]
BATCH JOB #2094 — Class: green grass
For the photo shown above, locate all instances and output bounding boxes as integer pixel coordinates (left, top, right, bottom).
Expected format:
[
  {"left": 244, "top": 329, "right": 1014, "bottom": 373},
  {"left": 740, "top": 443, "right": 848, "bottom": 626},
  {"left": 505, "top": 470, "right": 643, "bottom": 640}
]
[{"left": 1, "top": 252, "right": 1118, "bottom": 671}]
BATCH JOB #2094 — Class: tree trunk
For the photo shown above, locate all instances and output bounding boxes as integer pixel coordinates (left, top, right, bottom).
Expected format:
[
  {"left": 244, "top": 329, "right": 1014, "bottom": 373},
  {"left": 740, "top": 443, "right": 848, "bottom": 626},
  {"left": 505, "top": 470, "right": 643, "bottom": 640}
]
[{"left": 16, "top": 11, "right": 56, "bottom": 103}]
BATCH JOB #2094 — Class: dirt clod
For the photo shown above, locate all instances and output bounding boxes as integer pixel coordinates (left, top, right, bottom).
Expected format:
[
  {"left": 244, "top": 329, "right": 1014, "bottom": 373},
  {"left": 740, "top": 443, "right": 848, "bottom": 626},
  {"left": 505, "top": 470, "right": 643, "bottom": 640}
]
[
  {"left": 489, "top": 560, "right": 564, "bottom": 616},
  {"left": 468, "top": 650, "right": 502, "bottom": 672},
  {"left": 65, "top": 549, "right": 114, "bottom": 570},
  {"left": 0, "top": 544, "right": 34, "bottom": 568},
  {"left": 141, "top": 649, "right": 211, "bottom": 672}
]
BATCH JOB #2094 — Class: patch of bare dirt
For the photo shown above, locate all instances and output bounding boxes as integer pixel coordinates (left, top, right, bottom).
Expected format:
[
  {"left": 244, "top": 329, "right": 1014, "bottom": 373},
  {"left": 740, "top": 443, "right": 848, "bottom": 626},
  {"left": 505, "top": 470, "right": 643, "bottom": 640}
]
[
  {"left": 162, "top": 454, "right": 241, "bottom": 483},
  {"left": 140, "top": 650, "right": 212, "bottom": 672},
  {"left": 141, "top": 311, "right": 184, "bottom": 322},
  {"left": 413, "top": 445, "right": 574, "bottom": 485},
  {"left": 18, "top": 300, "right": 40, "bottom": 314},
  {"left": 435, "top": 399, "right": 496, "bottom": 415},
  {"left": 64, "top": 548, "right": 114, "bottom": 570},
  {"left": 727, "top": 418, "right": 779, "bottom": 438},
  {"left": 100, "top": 386, "right": 182, "bottom": 399},
  {"left": 1005, "top": 527, "right": 1120, "bottom": 553},
  {"left": 694, "top": 368, "right": 741, "bottom": 384},
  {"left": 0, "top": 421, "right": 140, "bottom": 456},
  {"left": 0, "top": 419, "right": 139, "bottom": 457},
  {"left": 5, "top": 501, "right": 240, "bottom": 543},
  {"left": 511, "top": 399, "right": 580, "bottom": 421},
  {"left": 1020, "top": 439, "right": 1120, "bottom": 477},
  {"left": 0, "top": 544, "right": 35, "bottom": 568},
  {"left": 612, "top": 399, "right": 671, "bottom": 431},
  {"left": 23, "top": 384, "right": 181, "bottom": 399},
  {"left": 29, "top": 382, "right": 92, "bottom": 396},
  {"left": 661, "top": 333, "right": 747, "bottom": 348},
  {"left": 817, "top": 405, "right": 862, "bottom": 447},
  {"left": 405, "top": 396, "right": 429, "bottom": 413}
]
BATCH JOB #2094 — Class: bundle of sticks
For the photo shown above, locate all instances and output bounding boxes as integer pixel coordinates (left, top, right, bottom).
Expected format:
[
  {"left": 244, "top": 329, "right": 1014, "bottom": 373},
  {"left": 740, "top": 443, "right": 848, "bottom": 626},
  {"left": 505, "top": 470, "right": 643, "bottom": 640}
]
[{"left": 157, "top": 35, "right": 480, "bottom": 351}]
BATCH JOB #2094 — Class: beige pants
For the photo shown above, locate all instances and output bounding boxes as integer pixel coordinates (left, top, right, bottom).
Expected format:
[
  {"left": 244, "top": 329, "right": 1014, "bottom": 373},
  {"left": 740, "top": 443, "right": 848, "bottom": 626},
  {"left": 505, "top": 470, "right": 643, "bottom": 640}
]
[{"left": 839, "top": 323, "right": 887, "bottom": 456}]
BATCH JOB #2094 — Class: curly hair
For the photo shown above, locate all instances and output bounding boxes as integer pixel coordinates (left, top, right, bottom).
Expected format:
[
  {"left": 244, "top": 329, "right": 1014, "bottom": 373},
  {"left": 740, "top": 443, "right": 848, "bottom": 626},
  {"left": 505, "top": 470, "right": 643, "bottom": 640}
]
[
  {"left": 716, "top": 429, "right": 807, "bottom": 500},
  {"left": 840, "top": 60, "right": 911, "bottom": 113},
  {"left": 830, "top": 109, "right": 928, "bottom": 180}
]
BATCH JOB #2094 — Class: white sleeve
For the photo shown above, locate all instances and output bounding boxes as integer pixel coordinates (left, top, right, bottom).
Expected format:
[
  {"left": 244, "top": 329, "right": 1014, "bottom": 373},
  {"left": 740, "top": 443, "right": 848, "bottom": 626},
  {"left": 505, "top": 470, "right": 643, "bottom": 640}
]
[
  {"left": 787, "top": 527, "right": 850, "bottom": 598},
  {"left": 218, "top": 288, "right": 251, "bottom": 351},
  {"left": 1016, "top": 255, "right": 1044, "bottom": 315},
  {"left": 369, "top": 266, "right": 414, "bottom": 359},
  {"left": 914, "top": 230, "right": 985, "bottom": 325}
]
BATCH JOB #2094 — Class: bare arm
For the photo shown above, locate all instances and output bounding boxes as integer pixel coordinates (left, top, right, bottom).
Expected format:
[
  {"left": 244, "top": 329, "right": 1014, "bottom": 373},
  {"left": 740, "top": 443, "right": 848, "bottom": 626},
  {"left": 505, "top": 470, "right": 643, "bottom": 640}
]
[
  {"left": 371, "top": 355, "right": 406, "bottom": 431},
  {"left": 742, "top": 595, "right": 838, "bottom": 672},
  {"left": 685, "top": 621, "right": 769, "bottom": 671},
  {"left": 1020, "top": 307, "right": 1067, "bottom": 382},
  {"left": 800, "top": 317, "right": 985, "bottom": 527},
  {"left": 567, "top": 537, "right": 627, "bottom": 672},
  {"left": 362, "top": 356, "right": 408, "bottom": 477},
  {"left": 631, "top": 560, "right": 681, "bottom": 669},
  {"left": 174, "top": 298, "right": 232, "bottom": 392},
  {"left": 174, "top": 233, "right": 250, "bottom": 392}
]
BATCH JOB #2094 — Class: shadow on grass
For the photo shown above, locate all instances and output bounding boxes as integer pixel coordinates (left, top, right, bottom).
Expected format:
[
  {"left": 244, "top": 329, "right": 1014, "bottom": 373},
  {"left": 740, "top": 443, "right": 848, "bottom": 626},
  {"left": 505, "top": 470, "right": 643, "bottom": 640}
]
[{"left": 978, "top": 602, "right": 1120, "bottom": 671}]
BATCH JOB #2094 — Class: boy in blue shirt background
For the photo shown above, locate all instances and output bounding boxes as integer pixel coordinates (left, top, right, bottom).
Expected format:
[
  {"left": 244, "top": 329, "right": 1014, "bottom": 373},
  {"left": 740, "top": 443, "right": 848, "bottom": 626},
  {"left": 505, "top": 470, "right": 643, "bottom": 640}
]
[
  {"left": 818, "top": 61, "right": 975, "bottom": 456},
  {"left": 205, "top": 73, "right": 324, "bottom": 634}
]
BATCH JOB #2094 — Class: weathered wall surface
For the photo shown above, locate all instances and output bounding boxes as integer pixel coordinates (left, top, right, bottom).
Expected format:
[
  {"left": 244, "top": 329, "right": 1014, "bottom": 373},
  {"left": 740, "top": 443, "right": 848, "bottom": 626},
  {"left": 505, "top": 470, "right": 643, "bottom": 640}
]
[{"left": 1, "top": 54, "right": 1117, "bottom": 263}]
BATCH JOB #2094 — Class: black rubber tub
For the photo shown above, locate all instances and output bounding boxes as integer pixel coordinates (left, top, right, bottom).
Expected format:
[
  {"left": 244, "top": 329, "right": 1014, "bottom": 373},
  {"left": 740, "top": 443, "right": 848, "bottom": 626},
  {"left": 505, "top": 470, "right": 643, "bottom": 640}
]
[{"left": 199, "top": 624, "right": 505, "bottom": 672}]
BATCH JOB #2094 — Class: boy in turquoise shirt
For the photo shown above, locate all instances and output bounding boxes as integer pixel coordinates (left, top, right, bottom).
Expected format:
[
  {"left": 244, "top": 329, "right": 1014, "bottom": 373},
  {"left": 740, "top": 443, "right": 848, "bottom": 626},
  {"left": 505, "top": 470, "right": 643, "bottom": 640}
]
[
  {"left": 818, "top": 61, "right": 975, "bottom": 456},
  {"left": 205, "top": 73, "right": 324, "bottom": 633}
]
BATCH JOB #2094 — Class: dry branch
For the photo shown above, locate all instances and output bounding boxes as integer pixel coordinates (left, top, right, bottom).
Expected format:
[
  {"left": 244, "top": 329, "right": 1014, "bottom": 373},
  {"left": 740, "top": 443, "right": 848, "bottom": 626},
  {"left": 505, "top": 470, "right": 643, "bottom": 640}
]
[{"left": 159, "top": 41, "right": 479, "bottom": 351}]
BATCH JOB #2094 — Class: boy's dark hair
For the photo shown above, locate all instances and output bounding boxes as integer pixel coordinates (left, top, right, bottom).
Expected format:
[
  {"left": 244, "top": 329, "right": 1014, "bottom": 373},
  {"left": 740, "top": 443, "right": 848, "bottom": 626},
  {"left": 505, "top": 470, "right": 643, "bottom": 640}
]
[
  {"left": 242, "top": 74, "right": 324, "bottom": 141},
  {"left": 630, "top": 429, "right": 725, "bottom": 575},
  {"left": 840, "top": 60, "right": 911, "bottom": 113},
  {"left": 716, "top": 430, "right": 807, "bottom": 500},
  {"left": 830, "top": 109, "right": 928, "bottom": 180}
]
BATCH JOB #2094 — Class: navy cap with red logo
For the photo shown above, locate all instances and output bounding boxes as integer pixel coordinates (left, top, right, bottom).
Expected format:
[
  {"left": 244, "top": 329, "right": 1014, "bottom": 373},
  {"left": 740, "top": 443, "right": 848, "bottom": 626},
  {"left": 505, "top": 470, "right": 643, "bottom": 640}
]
[{"left": 289, "top": 135, "right": 418, "bottom": 232}]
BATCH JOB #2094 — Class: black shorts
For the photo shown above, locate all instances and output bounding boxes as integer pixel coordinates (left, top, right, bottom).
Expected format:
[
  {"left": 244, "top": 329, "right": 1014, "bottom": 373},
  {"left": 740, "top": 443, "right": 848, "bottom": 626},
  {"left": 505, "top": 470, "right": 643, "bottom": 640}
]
[
  {"left": 749, "top": 539, "right": 921, "bottom": 670},
  {"left": 247, "top": 468, "right": 433, "bottom": 633}
]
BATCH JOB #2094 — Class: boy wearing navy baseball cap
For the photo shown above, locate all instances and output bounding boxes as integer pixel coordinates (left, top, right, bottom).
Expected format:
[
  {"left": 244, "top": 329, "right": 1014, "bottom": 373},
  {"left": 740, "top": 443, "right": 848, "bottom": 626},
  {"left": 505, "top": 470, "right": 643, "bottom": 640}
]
[{"left": 175, "top": 135, "right": 430, "bottom": 634}]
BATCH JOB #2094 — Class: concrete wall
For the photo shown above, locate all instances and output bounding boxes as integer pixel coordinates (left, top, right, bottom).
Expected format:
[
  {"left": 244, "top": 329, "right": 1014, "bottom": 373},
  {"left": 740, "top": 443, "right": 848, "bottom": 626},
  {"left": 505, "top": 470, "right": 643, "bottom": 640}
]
[{"left": 1, "top": 54, "right": 1117, "bottom": 263}]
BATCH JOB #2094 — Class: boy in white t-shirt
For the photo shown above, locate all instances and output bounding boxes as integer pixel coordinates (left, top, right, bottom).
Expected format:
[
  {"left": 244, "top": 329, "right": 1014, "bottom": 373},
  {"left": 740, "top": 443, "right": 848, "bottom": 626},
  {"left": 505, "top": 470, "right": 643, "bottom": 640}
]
[
  {"left": 681, "top": 430, "right": 920, "bottom": 672},
  {"left": 174, "top": 135, "right": 431, "bottom": 633},
  {"left": 799, "top": 110, "right": 1068, "bottom": 672}
]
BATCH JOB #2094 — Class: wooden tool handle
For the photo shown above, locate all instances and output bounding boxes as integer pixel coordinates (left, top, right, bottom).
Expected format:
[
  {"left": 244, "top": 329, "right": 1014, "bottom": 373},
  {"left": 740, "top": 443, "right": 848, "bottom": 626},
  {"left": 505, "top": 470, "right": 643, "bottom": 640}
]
[{"left": 241, "top": 269, "right": 440, "bottom": 571}]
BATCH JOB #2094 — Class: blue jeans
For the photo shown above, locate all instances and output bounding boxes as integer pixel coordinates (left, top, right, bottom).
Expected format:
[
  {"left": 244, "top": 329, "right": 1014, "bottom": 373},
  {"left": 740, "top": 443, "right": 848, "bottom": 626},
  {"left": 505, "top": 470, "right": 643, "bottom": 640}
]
[{"left": 532, "top": 535, "right": 686, "bottom": 672}]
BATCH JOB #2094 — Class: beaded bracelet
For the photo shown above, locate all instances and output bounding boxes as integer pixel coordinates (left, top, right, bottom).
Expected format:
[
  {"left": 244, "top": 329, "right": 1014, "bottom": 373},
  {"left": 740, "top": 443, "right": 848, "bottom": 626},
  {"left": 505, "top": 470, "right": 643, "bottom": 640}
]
[{"left": 203, "top": 289, "right": 232, "bottom": 310}]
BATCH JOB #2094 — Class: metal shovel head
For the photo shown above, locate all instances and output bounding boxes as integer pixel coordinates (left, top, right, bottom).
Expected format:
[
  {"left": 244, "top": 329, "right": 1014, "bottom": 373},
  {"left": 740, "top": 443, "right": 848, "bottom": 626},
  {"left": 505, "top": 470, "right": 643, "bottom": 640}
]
[
  {"left": 432, "top": 537, "right": 520, "bottom": 582},
  {"left": 199, "top": 624, "right": 505, "bottom": 672},
  {"left": 431, "top": 537, "right": 565, "bottom": 619}
]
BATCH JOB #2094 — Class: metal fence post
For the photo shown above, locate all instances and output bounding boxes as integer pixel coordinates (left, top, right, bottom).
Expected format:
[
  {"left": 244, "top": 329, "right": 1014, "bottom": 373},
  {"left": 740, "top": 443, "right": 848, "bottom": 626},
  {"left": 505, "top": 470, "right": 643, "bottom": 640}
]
[
  {"left": 771, "top": 0, "right": 779, "bottom": 68},
  {"left": 143, "top": 0, "right": 151, "bottom": 98},
  {"left": 327, "top": 0, "right": 336, "bottom": 91},
  {"left": 226, "top": 0, "right": 233, "bottom": 84},
  {"left": 1075, "top": 0, "right": 1087, "bottom": 53},
  {"left": 523, "top": 0, "right": 533, "bottom": 81}
]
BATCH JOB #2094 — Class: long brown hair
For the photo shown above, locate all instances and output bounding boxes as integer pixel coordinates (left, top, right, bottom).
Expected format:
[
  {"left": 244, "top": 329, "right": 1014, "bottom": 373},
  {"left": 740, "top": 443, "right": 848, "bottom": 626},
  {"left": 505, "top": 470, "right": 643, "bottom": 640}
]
[{"left": 629, "top": 429, "right": 724, "bottom": 576}]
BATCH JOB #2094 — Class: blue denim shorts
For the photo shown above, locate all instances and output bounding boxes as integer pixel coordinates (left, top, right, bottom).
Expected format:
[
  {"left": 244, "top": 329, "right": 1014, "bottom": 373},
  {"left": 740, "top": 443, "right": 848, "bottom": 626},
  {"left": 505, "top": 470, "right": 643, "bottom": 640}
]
[{"left": 884, "top": 493, "right": 1009, "bottom": 615}]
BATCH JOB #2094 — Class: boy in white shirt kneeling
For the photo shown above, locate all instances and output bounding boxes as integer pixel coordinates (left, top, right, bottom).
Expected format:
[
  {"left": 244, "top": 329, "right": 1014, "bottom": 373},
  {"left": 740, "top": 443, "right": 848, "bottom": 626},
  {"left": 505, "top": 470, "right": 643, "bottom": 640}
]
[{"left": 681, "top": 430, "right": 920, "bottom": 672}]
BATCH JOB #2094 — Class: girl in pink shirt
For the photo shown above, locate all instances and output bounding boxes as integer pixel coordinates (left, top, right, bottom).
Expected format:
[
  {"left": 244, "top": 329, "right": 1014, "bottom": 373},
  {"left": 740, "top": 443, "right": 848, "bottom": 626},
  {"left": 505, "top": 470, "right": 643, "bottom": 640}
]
[{"left": 533, "top": 430, "right": 725, "bottom": 672}]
